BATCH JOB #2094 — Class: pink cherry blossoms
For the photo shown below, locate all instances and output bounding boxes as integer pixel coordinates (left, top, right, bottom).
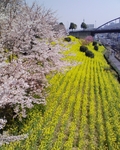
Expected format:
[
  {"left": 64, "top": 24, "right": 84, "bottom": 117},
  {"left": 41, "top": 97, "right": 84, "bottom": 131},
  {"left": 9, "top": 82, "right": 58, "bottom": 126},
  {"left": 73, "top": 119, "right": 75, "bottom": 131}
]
[{"left": 0, "top": 1, "right": 67, "bottom": 129}]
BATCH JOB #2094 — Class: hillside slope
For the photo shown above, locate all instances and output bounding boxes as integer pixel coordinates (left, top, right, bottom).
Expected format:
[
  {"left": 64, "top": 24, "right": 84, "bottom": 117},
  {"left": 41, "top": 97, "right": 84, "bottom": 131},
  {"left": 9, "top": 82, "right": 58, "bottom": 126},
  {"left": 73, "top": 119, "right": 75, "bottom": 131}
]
[{"left": 0, "top": 37, "right": 120, "bottom": 150}]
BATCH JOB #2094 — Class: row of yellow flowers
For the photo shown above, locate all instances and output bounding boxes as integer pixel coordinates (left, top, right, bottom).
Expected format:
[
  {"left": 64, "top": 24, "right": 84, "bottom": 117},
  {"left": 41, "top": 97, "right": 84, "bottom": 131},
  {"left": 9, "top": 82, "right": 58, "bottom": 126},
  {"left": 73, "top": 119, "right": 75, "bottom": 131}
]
[{"left": 0, "top": 36, "right": 120, "bottom": 149}]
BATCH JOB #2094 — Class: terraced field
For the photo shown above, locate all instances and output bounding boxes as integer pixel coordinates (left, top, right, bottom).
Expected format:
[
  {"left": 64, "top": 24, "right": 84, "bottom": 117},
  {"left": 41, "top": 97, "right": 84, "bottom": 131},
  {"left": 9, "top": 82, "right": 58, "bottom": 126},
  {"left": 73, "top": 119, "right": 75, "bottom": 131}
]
[{"left": 1, "top": 37, "right": 120, "bottom": 150}]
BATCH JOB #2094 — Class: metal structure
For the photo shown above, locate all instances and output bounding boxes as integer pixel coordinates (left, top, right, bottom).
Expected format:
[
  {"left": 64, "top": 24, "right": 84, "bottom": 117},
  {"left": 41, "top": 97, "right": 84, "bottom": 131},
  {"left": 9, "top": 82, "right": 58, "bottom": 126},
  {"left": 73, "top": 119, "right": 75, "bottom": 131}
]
[
  {"left": 69, "top": 17, "right": 120, "bottom": 38},
  {"left": 96, "top": 17, "right": 120, "bottom": 30}
]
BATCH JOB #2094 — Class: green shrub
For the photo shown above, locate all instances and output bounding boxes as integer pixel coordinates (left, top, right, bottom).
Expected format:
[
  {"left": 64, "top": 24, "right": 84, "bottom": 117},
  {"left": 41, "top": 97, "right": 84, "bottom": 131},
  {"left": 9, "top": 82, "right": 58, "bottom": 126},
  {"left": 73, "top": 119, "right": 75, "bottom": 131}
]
[
  {"left": 0, "top": 104, "right": 16, "bottom": 133},
  {"left": 64, "top": 37, "right": 71, "bottom": 42},
  {"left": 80, "top": 45, "right": 88, "bottom": 52},
  {"left": 92, "top": 41, "right": 97, "bottom": 46},
  {"left": 85, "top": 50, "right": 94, "bottom": 58},
  {"left": 94, "top": 45, "right": 98, "bottom": 51}
]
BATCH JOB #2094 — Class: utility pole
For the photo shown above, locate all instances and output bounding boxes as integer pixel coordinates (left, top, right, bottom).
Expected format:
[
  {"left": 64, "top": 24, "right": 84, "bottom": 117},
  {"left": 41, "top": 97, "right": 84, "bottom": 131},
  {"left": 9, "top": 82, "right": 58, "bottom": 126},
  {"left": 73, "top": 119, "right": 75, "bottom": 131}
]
[{"left": 95, "top": 20, "right": 96, "bottom": 28}]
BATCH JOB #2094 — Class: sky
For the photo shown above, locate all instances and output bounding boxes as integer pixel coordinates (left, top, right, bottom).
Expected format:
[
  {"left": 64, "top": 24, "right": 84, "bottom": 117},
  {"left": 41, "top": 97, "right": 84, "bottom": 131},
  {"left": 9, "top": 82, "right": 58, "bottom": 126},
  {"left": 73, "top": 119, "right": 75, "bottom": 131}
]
[{"left": 25, "top": 0, "right": 120, "bottom": 29}]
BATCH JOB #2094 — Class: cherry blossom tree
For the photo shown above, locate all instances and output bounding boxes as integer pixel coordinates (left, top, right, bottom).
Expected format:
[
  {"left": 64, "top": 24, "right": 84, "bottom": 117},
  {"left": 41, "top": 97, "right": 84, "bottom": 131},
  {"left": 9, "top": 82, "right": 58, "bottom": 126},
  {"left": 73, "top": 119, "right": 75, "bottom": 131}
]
[
  {"left": 81, "top": 36, "right": 93, "bottom": 45},
  {"left": 0, "top": 1, "right": 67, "bottom": 131}
]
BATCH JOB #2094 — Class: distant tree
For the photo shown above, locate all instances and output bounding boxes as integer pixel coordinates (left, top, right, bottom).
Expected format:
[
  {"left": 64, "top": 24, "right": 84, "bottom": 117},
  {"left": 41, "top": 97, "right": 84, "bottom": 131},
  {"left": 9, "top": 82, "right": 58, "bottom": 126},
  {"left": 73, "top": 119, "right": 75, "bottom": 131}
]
[
  {"left": 59, "top": 22, "right": 64, "bottom": 25},
  {"left": 69, "top": 22, "right": 77, "bottom": 30},
  {"left": 81, "top": 36, "right": 93, "bottom": 45},
  {"left": 81, "top": 22, "right": 87, "bottom": 30},
  {"left": 69, "top": 22, "right": 74, "bottom": 30},
  {"left": 74, "top": 24, "right": 77, "bottom": 29}
]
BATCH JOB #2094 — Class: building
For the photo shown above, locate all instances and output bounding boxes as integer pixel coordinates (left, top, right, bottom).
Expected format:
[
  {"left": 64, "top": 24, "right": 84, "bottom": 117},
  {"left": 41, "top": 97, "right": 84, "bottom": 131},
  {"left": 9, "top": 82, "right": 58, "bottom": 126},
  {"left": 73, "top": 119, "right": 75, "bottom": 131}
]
[{"left": 86, "top": 24, "right": 94, "bottom": 29}]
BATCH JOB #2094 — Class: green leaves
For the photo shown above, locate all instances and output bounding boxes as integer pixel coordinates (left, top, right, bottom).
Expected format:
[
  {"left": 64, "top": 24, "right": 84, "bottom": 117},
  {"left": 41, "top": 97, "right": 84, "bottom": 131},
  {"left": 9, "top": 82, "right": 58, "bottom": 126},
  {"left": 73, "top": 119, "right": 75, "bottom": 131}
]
[
  {"left": 81, "top": 22, "right": 87, "bottom": 30},
  {"left": 69, "top": 22, "right": 77, "bottom": 30}
]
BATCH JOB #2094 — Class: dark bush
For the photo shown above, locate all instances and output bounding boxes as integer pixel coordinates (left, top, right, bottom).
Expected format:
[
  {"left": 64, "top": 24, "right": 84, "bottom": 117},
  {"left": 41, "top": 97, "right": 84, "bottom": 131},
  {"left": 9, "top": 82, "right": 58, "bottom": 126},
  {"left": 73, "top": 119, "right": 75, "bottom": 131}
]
[
  {"left": 92, "top": 41, "right": 97, "bottom": 46},
  {"left": 80, "top": 45, "right": 88, "bottom": 52},
  {"left": 64, "top": 37, "right": 71, "bottom": 42},
  {"left": 85, "top": 50, "right": 94, "bottom": 58},
  {"left": 0, "top": 104, "right": 16, "bottom": 132},
  {"left": 94, "top": 45, "right": 98, "bottom": 51}
]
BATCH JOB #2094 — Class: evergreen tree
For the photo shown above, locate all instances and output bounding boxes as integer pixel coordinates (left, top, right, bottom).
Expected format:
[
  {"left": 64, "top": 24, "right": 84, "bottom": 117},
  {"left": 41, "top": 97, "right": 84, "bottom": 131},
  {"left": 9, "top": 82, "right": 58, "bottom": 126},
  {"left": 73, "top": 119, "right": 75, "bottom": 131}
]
[
  {"left": 81, "top": 22, "right": 87, "bottom": 30},
  {"left": 69, "top": 22, "right": 77, "bottom": 30}
]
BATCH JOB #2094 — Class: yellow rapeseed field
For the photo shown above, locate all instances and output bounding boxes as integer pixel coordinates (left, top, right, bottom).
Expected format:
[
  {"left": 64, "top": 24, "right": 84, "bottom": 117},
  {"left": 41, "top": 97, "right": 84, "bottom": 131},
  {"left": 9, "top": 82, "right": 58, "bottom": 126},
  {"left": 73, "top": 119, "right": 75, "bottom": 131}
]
[{"left": 1, "top": 36, "right": 120, "bottom": 150}]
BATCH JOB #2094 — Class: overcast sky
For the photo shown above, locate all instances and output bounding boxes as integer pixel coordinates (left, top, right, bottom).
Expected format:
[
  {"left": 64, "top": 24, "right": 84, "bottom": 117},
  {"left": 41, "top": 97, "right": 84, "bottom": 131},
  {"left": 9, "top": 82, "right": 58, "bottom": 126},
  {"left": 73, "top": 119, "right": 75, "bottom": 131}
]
[{"left": 25, "top": 0, "right": 120, "bottom": 29}]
